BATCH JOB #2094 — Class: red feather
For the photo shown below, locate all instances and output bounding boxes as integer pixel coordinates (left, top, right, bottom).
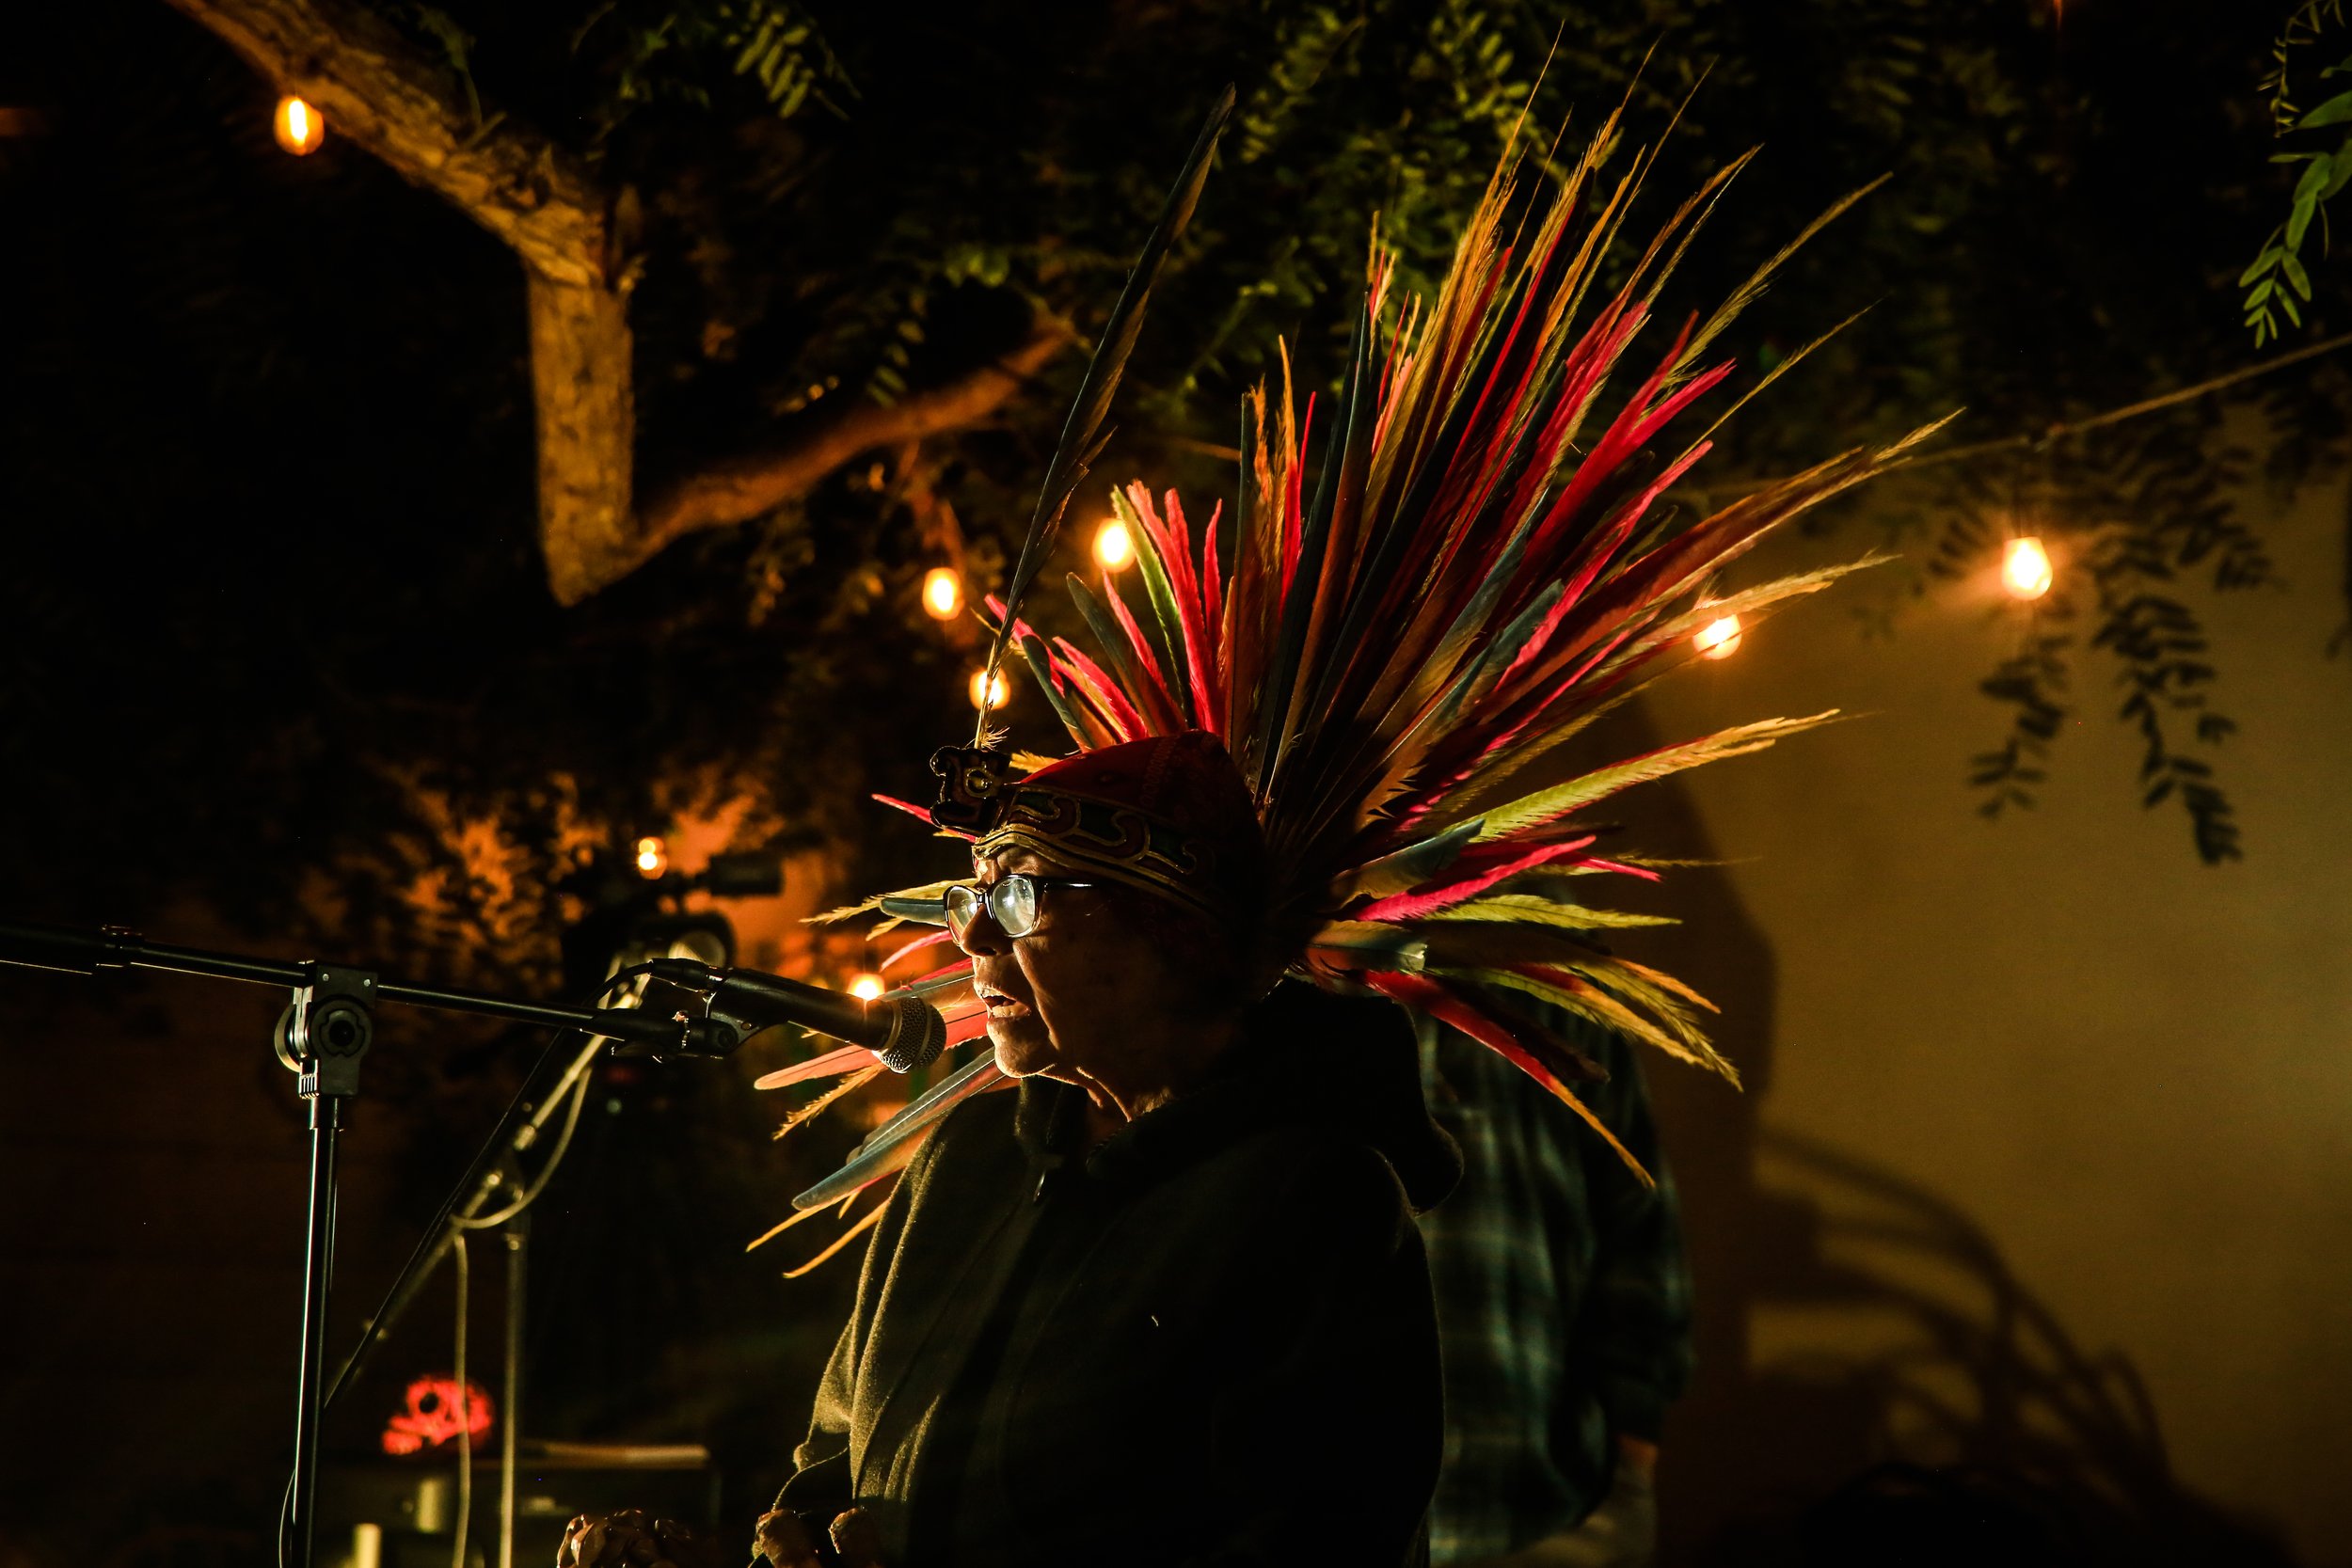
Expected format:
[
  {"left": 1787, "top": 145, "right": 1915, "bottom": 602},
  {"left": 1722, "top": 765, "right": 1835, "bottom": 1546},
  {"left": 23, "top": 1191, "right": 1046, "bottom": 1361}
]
[{"left": 1357, "top": 836, "right": 1597, "bottom": 921}]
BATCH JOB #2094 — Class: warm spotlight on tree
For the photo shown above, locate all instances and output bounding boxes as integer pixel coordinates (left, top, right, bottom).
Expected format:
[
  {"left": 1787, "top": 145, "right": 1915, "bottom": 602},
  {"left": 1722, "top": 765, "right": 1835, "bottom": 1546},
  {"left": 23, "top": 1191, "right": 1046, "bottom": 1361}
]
[
  {"left": 634, "top": 836, "right": 668, "bottom": 878},
  {"left": 2002, "top": 536, "right": 2054, "bottom": 600},
  {"left": 969, "top": 668, "right": 1009, "bottom": 710},
  {"left": 1693, "top": 613, "right": 1743, "bottom": 660},
  {"left": 1093, "top": 518, "right": 1134, "bottom": 571},
  {"left": 921, "top": 566, "right": 962, "bottom": 621},
  {"left": 274, "top": 95, "right": 326, "bottom": 156}
]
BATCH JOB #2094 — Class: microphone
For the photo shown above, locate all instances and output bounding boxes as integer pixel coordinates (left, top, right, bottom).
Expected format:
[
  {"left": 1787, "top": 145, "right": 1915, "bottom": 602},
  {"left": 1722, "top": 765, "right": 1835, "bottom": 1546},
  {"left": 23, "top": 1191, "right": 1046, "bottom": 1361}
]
[{"left": 645, "top": 958, "right": 947, "bottom": 1072}]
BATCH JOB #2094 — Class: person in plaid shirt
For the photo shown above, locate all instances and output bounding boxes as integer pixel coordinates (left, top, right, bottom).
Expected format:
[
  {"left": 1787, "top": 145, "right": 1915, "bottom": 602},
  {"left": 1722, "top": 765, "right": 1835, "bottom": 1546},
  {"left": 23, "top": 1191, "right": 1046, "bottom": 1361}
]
[{"left": 1415, "top": 1008, "right": 1696, "bottom": 1567}]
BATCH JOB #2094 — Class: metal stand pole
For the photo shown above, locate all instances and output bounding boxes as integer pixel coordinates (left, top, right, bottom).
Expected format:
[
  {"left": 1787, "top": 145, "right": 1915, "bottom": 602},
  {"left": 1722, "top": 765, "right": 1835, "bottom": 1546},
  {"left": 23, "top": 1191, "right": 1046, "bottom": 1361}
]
[
  {"left": 0, "top": 918, "right": 733, "bottom": 1568},
  {"left": 291, "top": 1097, "right": 344, "bottom": 1568},
  {"left": 499, "top": 1215, "right": 529, "bottom": 1568},
  {"left": 278, "top": 963, "right": 378, "bottom": 1568}
]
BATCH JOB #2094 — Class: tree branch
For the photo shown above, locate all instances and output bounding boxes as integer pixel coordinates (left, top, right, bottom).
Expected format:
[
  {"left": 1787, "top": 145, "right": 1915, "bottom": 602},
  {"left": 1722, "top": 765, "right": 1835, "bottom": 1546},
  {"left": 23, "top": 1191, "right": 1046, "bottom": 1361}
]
[{"left": 633, "top": 324, "right": 1071, "bottom": 562}]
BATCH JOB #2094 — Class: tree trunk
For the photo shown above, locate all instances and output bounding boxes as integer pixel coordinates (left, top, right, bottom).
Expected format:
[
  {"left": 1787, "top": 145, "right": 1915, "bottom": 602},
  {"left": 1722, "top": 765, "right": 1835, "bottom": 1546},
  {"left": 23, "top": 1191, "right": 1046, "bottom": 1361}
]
[{"left": 527, "top": 273, "right": 637, "bottom": 606}]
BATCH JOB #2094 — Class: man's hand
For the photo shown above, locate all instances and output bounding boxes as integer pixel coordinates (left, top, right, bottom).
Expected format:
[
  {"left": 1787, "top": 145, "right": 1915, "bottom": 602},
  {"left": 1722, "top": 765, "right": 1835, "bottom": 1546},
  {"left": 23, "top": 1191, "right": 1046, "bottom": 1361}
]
[
  {"left": 1474, "top": 1440, "right": 1661, "bottom": 1568},
  {"left": 554, "top": 1509, "right": 723, "bottom": 1568},
  {"left": 750, "top": 1506, "right": 886, "bottom": 1568},
  {"left": 750, "top": 1511, "right": 818, "bottom": 1568}
]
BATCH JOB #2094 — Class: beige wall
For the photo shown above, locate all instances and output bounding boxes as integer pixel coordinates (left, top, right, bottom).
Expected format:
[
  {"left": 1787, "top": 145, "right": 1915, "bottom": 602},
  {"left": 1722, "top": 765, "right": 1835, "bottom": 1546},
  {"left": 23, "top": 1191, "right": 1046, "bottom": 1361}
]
[{"left": 1626, "top": 479, "right": 2352, "bottom": 1562}]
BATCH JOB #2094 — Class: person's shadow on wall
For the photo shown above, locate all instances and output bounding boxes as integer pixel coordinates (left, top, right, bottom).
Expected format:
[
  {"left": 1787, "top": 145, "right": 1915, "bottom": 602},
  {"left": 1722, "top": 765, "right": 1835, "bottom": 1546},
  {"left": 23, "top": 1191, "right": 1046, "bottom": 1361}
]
[{"left": 1596, "top": 701, "right": 2297, "bottom": 1568}]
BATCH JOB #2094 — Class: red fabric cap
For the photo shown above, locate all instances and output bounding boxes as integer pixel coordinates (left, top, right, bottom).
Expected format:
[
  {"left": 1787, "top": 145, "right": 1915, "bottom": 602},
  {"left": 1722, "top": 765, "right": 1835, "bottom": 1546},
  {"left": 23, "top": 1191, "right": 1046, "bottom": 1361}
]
[{"left": 977, "top": 733, "right": 1264, "bottom": 919}]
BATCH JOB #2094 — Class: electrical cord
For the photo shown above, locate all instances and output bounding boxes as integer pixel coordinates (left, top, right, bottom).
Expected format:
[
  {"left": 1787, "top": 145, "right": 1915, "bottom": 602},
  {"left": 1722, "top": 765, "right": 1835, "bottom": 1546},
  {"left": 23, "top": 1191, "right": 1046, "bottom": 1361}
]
[
  {"left": 452, "top": 1232, "right": 471, "bottom": 1568},
  {"left": 453, "top": 1065, "right": 594, "bottom": 1232}
]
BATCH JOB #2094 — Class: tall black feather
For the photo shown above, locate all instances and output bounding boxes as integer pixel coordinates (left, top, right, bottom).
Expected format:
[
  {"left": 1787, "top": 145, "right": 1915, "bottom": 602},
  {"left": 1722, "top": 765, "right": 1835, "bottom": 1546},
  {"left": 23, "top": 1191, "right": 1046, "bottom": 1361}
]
[{"left": 973, "top": 85, "right": 1236, "bottom": 744}]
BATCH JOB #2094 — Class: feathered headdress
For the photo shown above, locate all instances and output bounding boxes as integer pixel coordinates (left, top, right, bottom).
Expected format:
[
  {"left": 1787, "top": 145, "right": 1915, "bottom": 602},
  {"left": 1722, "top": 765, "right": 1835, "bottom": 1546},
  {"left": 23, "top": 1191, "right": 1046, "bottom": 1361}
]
[{"left": 751, "top": 96, "right": 1938, "bottom": 1267}]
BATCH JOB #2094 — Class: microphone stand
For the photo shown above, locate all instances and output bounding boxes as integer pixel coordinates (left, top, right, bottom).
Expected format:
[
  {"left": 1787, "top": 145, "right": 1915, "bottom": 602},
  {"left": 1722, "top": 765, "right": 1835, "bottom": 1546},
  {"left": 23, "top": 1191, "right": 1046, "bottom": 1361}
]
[{"left": 0, "top": 920, "right": 731, "bottom": 1568}]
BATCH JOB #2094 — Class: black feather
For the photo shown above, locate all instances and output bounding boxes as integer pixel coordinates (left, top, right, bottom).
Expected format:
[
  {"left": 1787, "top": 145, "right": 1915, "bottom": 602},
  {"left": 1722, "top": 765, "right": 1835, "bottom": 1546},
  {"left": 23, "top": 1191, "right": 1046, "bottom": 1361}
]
[{"left": 974, "top": 85, "right": 1236, "bottom": 742}]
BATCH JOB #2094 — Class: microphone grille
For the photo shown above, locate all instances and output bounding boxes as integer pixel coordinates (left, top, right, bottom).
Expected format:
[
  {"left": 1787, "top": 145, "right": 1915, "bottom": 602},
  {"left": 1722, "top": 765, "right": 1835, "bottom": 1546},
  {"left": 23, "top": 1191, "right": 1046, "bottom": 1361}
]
[{"left": 877, "top": 994, "right": 948, "bottom": 1073}]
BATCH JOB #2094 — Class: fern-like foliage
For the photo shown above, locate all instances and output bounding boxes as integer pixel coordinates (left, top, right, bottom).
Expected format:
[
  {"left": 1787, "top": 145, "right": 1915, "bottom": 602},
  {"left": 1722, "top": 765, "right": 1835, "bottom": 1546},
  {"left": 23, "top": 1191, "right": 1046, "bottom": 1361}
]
[{"left": 2244, "top": 0, "right": 2352, "bottom": 343}]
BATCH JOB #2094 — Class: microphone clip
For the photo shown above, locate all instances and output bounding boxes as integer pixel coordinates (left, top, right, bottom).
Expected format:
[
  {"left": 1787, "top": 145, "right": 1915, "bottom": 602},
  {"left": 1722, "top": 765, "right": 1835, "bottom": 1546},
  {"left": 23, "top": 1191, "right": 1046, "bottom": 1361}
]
[{"left": 603, "top": 1014, "right": 744, "bottom": 1062}]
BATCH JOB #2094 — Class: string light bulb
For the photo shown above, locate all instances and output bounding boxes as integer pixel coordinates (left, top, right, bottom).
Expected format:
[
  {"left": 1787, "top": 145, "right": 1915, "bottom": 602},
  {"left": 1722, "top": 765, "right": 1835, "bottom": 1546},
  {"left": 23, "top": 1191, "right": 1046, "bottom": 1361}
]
[
  {"left": 1093, "top": 517, "right": 1134, "bottom": 571},
  {"left": 634, "top": 836, "right": 668, "bottom": 879},
  {"left": 1693, "top": 613, "right": 1743, "bottom": 660},
  {"left": 847, "top": 973, "right": 886, "bottom": 1002},
  {"left": 921, "top": 566, "right": 962, "bottom": 621},
  {"left": 969, "top": 668, "right": 1010, "bottom": 710},
  {"left": 274, "top": 95, "right": 325, "bottom": 156},
  {"left": 2002, "top": 536, "right": 2054, "bottom": 600}
]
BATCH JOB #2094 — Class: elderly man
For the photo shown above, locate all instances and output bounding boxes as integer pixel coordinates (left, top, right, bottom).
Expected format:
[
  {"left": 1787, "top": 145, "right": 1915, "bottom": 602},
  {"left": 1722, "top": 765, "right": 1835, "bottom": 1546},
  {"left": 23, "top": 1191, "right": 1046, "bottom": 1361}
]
[
  {"left": 758, "top": 734, "right": 1461, "bottom": 1568},
  {"left": 560, "top": 80, "right": 1898, "bottom": 1568}
]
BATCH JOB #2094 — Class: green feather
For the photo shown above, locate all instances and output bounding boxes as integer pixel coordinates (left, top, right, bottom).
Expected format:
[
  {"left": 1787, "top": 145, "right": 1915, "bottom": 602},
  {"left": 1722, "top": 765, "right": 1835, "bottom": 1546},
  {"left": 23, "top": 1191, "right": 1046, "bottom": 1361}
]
[
  {"left": 1333, "top": 817, "right": 1485, "bottom": 901},
  {"left": 1472, "top": 712, "right": 1845, "bottom": 842},
  {"left": 1305, "top": 920, "right": 1429, "bottom": 973},
  {"left": 1020, "top": 633, "right": 1090, "bottom": 746},
  {"left": 1066, "top": 573, "right": 1159, "bottom": 708},
  {"left": 1423, "top": 895, "right": 1679, "bottom": 930},
  {"left": 811, "top": 879, "right": 958, "bottom": 925},
  {"left": 1110, "top": 487, "right": 1194, "bottom": 723}
]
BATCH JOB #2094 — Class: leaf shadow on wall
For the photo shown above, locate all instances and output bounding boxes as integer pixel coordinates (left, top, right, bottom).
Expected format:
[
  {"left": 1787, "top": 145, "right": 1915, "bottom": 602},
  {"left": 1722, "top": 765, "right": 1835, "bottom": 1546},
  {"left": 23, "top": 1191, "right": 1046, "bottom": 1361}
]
[
  {"left": 1698, "top": 1129, "right": 2304, "bottom": 1567},
  {"left": 1597, "top": 700, "right": 2297, "bottom": 1568}
]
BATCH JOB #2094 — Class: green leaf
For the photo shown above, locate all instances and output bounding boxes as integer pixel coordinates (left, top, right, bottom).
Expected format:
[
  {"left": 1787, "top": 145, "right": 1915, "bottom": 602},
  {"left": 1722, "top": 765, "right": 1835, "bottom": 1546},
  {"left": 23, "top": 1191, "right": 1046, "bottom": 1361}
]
[
  {"left": 2326, "top": 142, "right": 2352, "bottom": 198},
  {"left": 2301, "top": 90, "right": 2352, "bottom": 128},
  {"left": 2296, "top": 157, "right": 2334, "bottom": 202},
  {"left": 2238, "top": 249, "right": 2280, "bottom": 286},
  {"left": 2280, "top": 289, "right": 2305, "bottom": 326},
  {"left": 2290, "top": 194, "right": 2319, "bottom": 250},
  {"left": 2249, "top": 277, "right": 2277, "bottom": 307},
  {"left": 2283, "top": 254, "right": 2313, "bottom": 298}
]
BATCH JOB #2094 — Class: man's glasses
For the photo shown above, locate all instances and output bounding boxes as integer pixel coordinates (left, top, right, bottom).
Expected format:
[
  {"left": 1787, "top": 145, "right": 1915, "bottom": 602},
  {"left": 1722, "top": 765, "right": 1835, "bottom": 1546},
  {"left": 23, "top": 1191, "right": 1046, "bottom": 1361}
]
[{"left": 944, "top": 874, "right": 1099, "bottom": 942}]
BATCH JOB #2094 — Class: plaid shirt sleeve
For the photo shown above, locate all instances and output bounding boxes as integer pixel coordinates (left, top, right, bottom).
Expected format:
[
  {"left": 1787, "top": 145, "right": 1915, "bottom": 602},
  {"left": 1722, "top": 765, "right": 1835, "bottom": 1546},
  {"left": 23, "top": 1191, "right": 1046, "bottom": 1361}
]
[{"left": 1412, "top": 1007, "right": 1695, "bottom": 1563}]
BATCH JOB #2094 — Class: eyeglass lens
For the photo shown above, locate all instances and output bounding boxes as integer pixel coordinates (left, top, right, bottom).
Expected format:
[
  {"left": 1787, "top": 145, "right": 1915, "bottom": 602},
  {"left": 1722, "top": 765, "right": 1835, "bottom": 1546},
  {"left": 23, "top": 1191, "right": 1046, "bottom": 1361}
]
[
  {"left": 946, "top": 875, "right": 1041, "bottom": 941},
  {"left": 993, "top": 876, "right": 1038, "bottom": 936}
]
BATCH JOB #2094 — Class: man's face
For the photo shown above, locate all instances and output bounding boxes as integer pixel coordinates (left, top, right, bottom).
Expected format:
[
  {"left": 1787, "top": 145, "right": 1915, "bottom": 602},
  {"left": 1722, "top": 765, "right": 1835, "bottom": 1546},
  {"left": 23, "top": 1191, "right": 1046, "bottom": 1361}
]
[{"left": 960, "top": 847, "right": 1193, "bottom": 1084}]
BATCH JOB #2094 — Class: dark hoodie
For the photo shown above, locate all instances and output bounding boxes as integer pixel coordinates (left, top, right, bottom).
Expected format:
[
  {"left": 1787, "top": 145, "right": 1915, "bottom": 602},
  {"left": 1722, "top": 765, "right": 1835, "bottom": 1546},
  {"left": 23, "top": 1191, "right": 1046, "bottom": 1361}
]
[{"left": 775, "top": 984, "right": 1461, "bottom": 1568}]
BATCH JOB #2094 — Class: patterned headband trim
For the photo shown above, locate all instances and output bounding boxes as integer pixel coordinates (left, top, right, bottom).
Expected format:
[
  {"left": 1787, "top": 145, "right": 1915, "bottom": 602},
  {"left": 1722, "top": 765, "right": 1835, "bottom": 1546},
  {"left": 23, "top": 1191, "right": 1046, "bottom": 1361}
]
[
  {"left": 978, "top": 792, "right": 1222, "bottom": 918},
  {"left": 930, "top": 743, "right": 1233, "bottom": 919}
]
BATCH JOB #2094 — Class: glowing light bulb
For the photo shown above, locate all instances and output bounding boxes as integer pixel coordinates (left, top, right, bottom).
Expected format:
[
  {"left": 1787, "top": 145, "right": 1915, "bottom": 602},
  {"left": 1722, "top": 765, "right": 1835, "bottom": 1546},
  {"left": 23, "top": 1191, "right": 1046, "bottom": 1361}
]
[
  {"left": 969, "top": 668, "right": 1010, "bottom": 710},
  {"left": 1693, "top": 613, "right": 1743, "bottom": 660},
  {"left": 2002, "top": 536, "right": 2054, "bottom": 600},
  {"left": 1093, "top": 518, "right": 1134, "bottom": 571},
  {"left": 848, "top": 973, "right": 886, "bottom": 1002},
  {"left": 274, "top": 95, "right": 325, "bottom": 156},
  {"left": 921, "top": 566, "right": 962, "bottom": 620},
  {"left": 634, "top": 836, "right": 668, "bottom": 878}
]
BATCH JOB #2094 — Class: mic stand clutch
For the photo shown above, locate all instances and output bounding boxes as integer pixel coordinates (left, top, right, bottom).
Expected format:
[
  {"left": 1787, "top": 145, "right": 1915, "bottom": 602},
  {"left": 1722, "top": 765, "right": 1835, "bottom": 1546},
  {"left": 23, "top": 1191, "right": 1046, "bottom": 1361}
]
[{"left": 0, "top": 918, "right": 724, "bottom": 1568}]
